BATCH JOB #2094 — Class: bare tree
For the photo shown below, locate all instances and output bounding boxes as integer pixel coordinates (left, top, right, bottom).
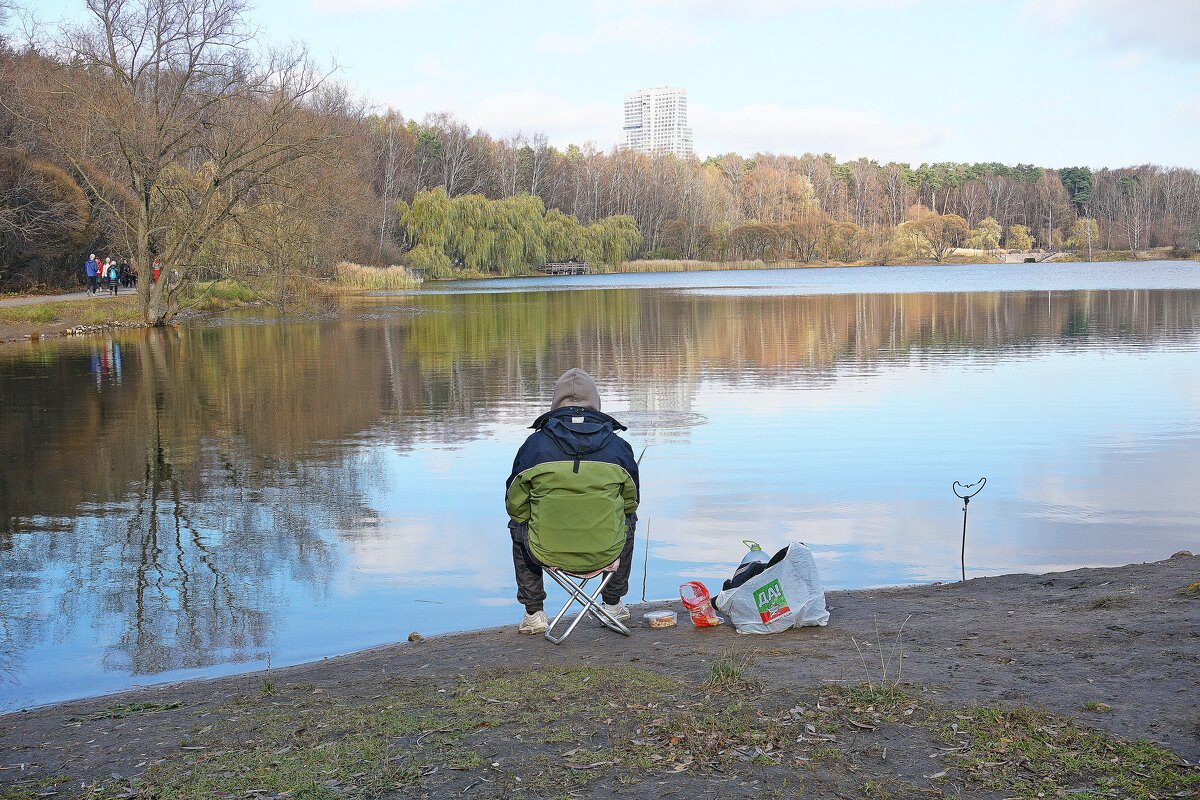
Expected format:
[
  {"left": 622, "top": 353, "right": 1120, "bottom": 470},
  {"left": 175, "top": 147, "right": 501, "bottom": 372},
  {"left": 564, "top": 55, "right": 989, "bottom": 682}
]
[
  {"left": 882, "top": 163, "right": 911, "bottom": 228},
  {"left": 31, "top": 0, "right": 333, "bottom": 324},
  {"left": 495, "top": 132, "right": 524, "bottom": 198},
  {"left": 847, "top": 158, "right": 881, "bottom": 229},
  {"left": 528, "top": 131, "right": 549, "bottom": 196},
  {"left": 373, "top": 111, "right": 409, "bottom": 262},
  {"left": 1118, "top": 171, "right": 1156, "bottom": 254},
  {"left": 426, "top": 111, "right": 483, "bottom": 197}
]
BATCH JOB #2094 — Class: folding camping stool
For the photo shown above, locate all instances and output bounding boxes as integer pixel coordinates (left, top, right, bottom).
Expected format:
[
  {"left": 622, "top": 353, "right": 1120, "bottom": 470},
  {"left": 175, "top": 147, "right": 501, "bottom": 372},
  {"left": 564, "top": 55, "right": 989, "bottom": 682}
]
[{"left": 542, "top": 559, "right": 631, "bottom": 645}]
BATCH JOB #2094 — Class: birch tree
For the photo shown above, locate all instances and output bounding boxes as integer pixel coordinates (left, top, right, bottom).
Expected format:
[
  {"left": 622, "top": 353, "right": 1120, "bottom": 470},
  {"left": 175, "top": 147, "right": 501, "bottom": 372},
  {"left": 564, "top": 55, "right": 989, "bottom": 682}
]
[
  {"left": 374, "top": 112, "right": 406, "bottom": 262},
  {"left": 427, "top": 112, "right": 483, "bottom": 197},
  {"left": 1068, "top": 218, "right": 1099, "bottom": 260}
]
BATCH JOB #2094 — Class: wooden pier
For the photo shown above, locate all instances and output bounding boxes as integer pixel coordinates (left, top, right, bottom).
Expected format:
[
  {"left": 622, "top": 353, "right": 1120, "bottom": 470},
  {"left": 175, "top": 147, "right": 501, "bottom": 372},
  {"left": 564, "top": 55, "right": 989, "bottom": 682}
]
[{"left": 540, "top": 261, "right": 589, "bottom": 275}]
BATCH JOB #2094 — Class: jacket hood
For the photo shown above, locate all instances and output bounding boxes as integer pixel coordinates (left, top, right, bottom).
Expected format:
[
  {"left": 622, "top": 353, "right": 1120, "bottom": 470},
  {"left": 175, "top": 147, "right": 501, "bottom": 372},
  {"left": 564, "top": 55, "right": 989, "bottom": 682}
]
[
  {"left": 530, "top": 407, "right": 627, "bottom": 459},
  {"left": 550, "top": 368, "right": 601, "bottom": 411}
]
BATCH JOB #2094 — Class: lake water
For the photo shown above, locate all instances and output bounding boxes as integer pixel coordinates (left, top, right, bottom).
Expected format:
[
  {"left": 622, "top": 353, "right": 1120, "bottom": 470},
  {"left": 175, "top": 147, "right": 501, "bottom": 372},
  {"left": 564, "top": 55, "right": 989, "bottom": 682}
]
[{"left": 2, "top": 261, "right": 1199, "bottom": 709}]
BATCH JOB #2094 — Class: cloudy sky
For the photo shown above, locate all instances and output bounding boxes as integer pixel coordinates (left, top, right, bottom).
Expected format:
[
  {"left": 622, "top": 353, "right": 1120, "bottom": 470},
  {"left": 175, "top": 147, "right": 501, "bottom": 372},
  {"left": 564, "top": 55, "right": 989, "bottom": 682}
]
[{"left": 27, "top": 0, "right": 1200, "bottom": 168}]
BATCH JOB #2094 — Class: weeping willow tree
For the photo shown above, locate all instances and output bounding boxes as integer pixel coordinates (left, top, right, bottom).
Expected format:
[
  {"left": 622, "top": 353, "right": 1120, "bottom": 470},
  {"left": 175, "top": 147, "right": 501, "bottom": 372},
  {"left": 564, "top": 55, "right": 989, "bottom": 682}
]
[
  {"left": 398, "top": 187, "right": 452, "bottom": 256},
  {"left": 544, "top": 208, "right": 584, "bottom": 262},
  {"left": 447, "top": 194, "right": 494, "bottom": 271},
  {"left": 399, "top": 188, "right": 640, "bottom": 275},
  {"left": 492, "top": 195, "right": 547, "bottom": 276},
  {"left": 585, "top": 215, "right": 642, "bottom": 266},
  {"left": 405, "top": 243, "right": 452, "bottom": 277}
]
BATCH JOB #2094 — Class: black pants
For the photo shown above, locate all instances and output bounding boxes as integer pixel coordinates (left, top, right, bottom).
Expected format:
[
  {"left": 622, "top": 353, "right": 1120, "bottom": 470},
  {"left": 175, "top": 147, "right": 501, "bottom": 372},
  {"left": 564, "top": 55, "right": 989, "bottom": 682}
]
[
  {"left": 510, "top": 516, "right": 636, "bottom": 614},
  {"left": 87, "top": 276, "right": 98, "bottom": 293}
]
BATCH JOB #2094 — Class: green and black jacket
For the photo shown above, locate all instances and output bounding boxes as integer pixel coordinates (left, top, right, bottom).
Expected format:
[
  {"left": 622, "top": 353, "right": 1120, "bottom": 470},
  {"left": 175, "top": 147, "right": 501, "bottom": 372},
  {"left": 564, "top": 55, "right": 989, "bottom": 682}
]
[{"left": 505, "top": 407, "right": 639, "bottom": 573}]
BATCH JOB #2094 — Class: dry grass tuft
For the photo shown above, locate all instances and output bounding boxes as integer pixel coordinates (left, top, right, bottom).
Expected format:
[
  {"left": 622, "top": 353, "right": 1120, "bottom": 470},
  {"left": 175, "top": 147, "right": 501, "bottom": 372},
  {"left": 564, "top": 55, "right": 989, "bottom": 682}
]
[{"left": 335, "top": 262, "right": 423, "bottom": 291}]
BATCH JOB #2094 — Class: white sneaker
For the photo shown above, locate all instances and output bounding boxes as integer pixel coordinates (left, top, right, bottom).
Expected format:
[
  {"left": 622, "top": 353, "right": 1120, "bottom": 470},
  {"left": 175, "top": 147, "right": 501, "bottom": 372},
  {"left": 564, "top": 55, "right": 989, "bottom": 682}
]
[
  {"left": 602, "top": 602, "right": 631, "bottom": 622},
  {"left": 518, "top": 610, "right": 548, "bottom": 635}
]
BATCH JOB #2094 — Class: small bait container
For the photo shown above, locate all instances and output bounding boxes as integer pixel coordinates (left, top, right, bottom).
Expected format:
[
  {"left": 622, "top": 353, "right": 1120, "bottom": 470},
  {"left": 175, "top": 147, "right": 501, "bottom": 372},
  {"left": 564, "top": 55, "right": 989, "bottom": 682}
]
[{"left": 643, "top": 610, "right": 678, "bottom": 628}]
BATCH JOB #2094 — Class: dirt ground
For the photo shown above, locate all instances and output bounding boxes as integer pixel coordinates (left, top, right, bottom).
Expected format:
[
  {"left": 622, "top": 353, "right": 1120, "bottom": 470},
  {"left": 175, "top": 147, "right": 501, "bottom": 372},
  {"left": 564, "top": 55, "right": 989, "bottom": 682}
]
[{"left": 2, "top": 554, "right": 1197, "bottom": 799}]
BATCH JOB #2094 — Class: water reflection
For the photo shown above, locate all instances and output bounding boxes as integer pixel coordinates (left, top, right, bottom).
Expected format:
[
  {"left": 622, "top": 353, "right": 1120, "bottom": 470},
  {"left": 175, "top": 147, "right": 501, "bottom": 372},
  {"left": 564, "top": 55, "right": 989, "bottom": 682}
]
[{"left": 1, "top": 280, "right": 1199, "bottom": 707}]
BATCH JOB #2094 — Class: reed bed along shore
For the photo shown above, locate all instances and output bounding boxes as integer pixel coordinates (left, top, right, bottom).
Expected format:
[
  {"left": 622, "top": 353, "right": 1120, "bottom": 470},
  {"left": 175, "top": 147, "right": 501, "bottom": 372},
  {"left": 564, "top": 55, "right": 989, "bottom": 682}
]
[
  {"left": 334, "top": 262, "right": 423, "bottom": 291},
  {"left": 607, "top": 258, "right": 789, "bottom": 273},
  {"left": 605, "top": 255, "right": 993, "bottom": 274}
]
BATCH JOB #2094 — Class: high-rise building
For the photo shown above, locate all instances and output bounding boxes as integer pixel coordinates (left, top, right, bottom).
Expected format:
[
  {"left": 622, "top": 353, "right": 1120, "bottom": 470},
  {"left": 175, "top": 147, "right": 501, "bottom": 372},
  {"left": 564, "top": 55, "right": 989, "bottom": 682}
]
[{"left": 620, "top": 86, "right": 693, "bottom": 158}]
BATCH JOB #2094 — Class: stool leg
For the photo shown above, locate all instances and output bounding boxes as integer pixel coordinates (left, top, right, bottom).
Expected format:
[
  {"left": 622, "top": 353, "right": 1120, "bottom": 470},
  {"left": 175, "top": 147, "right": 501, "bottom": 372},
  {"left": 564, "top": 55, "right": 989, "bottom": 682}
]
[
  {"left": 544, "top": 573, "right": 595, "bottom": 645},
  {"left": 544, "top": 573, "right": 589, "bottom": 644},
  {"left": 586, "top": 573, "right": 631, "bottom": 636},
  {"left": 543, "top": 571, "right": 631, "bottom": 643}
]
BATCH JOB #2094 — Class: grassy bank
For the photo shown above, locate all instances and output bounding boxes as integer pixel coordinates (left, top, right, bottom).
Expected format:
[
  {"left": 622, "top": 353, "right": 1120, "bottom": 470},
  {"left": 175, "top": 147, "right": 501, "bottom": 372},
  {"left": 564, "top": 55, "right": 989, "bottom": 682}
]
[
  {"left": 9, "top": 660, "right": 1196, "bottom": 800},
  {"left": 3, "top": 557, "right": 1197, "bottom": 800},
  {"left": 0, "top": 282, "right": 265, "bottom": 343},
  {"left": 0, "top": 296, "right": 142, "bottom": 340}
]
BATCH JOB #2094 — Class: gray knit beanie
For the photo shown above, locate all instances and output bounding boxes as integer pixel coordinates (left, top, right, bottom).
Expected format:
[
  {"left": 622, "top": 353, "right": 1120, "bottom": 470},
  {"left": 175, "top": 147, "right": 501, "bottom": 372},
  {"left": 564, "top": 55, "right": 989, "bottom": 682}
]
[{"left": 550, "top": 368, "right": 601, "bottom": 411}]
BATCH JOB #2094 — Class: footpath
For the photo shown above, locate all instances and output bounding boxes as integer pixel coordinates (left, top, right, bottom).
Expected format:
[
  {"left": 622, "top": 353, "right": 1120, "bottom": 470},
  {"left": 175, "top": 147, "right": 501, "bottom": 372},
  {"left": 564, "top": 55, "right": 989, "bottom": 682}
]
[
  {"left": 0, "top": 291, "right": 96, "bottom": 308},
  {"left": 2, "top": 554, "right": 1197, "bottom": 799}
]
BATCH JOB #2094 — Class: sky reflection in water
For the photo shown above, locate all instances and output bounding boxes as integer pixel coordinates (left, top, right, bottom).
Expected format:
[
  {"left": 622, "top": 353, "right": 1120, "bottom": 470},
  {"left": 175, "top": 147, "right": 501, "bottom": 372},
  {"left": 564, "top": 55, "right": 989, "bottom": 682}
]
[{"left": 1, "top": 263, "right": 1199, "bottom": 708}]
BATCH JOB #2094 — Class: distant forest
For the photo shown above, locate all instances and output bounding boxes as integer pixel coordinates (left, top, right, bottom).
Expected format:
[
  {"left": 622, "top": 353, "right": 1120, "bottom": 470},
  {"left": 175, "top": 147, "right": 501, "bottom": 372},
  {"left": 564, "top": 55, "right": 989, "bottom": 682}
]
[{"left": 1, "top": 0, "right": 1198, "bottom": 295}]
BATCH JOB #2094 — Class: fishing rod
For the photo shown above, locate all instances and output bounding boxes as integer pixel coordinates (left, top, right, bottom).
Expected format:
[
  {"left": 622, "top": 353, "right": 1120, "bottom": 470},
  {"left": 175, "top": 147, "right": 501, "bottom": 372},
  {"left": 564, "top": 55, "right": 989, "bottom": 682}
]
[{"left": 635, "top": 444, "right": 651, "bottom": 602}]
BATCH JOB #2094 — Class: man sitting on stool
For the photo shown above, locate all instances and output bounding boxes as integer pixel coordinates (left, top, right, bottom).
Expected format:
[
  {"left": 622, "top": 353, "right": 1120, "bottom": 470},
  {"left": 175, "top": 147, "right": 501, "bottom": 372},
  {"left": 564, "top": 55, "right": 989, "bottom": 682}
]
[{"left": 505, "top": 368, "right": 640, "bottom": 635}]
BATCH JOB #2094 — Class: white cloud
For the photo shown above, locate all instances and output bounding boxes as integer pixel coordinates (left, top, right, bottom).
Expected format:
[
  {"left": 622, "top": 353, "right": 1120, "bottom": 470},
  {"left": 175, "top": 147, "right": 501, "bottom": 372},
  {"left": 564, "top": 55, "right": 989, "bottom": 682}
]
[
  {"left": 312, "top": 0, "right": 427, "bottom": 10},
  {"left": 463, "top": 90, "right": 616, "bottom": 148},
  {"left": 628, "top": 0, "right": 921, "bottom": 16},
  {"left": 411, "top": 91, "right": 945, "bottom": 160},
  {"left": 536, "top": 0, "right": 923, "bottom": 53},
  {"left": 692, "top": 102, "right": 945, "bottom": 161},
  {"left": 1111, "top": 49, "right": 1148, "bottom": 69},
  {"left": 1021, "top": 0, "right": 1200, "bottom": 61},
  {"left": 536, "top": 0, "right": 920, "bottom": 54},
  {"left": 411, "top": 54, "right": 444, "bottom": 78},
  {"left": 537, "top": 7, "right": 714, "bottom": 54},
  {"left": 1177, "top": 96, "right": 1200, "bottom": 120}
]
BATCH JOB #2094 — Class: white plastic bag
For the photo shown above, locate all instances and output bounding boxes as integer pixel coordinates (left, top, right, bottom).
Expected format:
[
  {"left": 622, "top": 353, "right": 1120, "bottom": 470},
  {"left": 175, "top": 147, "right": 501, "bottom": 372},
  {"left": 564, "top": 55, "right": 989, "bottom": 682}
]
[{"left": 713, "top": 542, "right": 830, "bottom": 634}]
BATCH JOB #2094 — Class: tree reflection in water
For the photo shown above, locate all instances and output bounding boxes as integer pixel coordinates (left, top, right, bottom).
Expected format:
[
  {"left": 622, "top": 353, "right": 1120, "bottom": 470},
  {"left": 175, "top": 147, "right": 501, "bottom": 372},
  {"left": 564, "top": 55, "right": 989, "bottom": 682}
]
[
  {"left": 0, "top": 324, "right": 376, "bottom": 691},
  {"left": 1, "top": 286, "right": 1198, "bottom": 701}
]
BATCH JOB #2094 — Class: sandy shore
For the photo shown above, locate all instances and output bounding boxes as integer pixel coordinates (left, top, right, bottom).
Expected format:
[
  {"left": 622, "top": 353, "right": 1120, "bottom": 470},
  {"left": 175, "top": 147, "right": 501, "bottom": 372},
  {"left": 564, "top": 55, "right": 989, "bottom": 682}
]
[{"left": 2, "top": 554, "right": 1197, "bottom": 798}]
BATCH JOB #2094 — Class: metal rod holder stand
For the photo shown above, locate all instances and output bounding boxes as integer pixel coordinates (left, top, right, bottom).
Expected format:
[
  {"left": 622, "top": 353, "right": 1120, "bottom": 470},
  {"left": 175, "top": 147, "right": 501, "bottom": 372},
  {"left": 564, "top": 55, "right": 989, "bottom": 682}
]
[{"left": 952, "top": 477, "right": 987, "bottom": 582}]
